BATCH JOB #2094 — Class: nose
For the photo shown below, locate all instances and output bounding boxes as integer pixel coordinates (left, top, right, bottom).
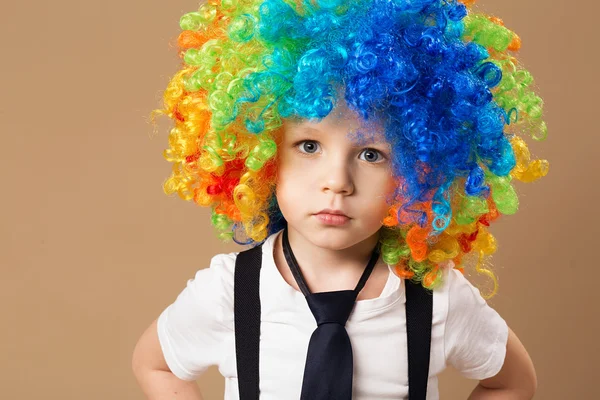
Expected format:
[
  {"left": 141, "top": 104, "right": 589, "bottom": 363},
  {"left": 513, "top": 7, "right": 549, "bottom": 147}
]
[{"left": 321, "top": 158, "right": 355, "bottom": 196}]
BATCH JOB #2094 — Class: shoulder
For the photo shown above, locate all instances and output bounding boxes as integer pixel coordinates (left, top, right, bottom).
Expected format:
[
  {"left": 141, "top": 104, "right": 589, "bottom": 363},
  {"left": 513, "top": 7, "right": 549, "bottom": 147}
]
[
  {"left": 434, "top": 261, "right": 488, "bottom": 308},
  {"left": 191, "top": 251, "right": 239, "bottom": 299},
  {"left": 206, "top": 251, "right": 239, "bottom": 284},
  {"left": 171, "top": 251, "right": 240, "bottom": 321},
  {"left": 436, "top": 262, "right": 509, "bottom": 380},
  {"left": 434, "top": 262, "right": 502, "bottom": 328},
  {"left": 189, "top": 244, "right": 273, "bottom": 305}
]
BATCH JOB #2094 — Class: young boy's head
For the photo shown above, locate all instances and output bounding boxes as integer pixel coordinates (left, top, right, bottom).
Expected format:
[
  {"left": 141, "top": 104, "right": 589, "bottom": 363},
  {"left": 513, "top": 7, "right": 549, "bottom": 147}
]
[
  {"left": 154, "top": 0, "right": 549, "bottom": 294},
  {"left": 277, "top": 94, "right": 396, "bottom": 251}
]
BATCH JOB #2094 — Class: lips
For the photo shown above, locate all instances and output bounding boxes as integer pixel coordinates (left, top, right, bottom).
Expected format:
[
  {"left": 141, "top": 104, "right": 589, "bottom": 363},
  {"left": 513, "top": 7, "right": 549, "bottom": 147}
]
[
  {"left": 314, "top": 208, "right": 351, "bottom": 226},
  {"left": 314, "top": 213, "right": 350, "bottom": 226},
  {"left": 316, "top": 208, "right": 349, "bottom": 218}
]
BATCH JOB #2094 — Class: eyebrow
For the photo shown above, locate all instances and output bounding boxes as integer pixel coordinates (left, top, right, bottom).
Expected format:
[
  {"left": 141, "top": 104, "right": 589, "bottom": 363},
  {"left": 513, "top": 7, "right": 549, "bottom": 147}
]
[
  {"left": 346, "top": 130, "right": 390, "bottom": 149},
  {"left": 293, "top": 126, "right": 321, "bottom": 136}
]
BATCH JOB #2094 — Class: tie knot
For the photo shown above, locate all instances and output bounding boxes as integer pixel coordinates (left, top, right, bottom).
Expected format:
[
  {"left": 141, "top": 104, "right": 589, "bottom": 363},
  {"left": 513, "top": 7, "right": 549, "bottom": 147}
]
[{"left": 306, "top": 290, "right": 358, "bottom": 326}]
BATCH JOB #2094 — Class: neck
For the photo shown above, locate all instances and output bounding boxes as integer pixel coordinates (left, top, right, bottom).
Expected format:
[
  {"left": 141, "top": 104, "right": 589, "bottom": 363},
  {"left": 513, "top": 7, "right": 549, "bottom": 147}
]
[{"left": 277, "top": 225, "right": 382, "bottom": 289}]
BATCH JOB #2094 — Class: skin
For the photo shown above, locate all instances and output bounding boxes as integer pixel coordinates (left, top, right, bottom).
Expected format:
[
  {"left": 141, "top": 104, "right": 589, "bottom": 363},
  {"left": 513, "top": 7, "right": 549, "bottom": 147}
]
[{"left": 273, "top": 97, "right": 397, "bottom": 297}]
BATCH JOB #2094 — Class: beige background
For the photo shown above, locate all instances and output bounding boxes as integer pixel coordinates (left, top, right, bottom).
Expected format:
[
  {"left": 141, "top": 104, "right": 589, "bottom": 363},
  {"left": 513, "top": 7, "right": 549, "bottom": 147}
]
[{"left": 1, "top": 0, "right": 597, "bottom": 399}]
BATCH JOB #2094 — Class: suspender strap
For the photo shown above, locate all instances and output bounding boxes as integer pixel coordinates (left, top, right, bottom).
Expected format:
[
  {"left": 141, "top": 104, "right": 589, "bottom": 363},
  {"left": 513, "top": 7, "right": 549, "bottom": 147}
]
[
  {"left": 234, "top": 243, "right": 433, "bottom": 399},
  {"left": 405, "top": 278, "right": 433, "bottom": 400},
  {"left": 234, "top": 244, "right": 263, "bottom": 400}
]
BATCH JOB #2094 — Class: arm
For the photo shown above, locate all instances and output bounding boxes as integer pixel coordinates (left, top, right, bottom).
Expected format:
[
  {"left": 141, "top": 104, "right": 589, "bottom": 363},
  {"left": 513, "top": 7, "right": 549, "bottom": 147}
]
[
  {"left": 467, "top": 327, "right": 537, "bottom": 400},
  {"left": 132, "top": 318, "right": 205, "bottom": 400}
]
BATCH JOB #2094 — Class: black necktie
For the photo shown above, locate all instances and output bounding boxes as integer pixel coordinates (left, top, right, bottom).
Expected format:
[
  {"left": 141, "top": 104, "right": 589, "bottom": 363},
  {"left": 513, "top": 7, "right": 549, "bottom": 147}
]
[{"left": 282, "top": 227, "right": 380, "bottom": 400}]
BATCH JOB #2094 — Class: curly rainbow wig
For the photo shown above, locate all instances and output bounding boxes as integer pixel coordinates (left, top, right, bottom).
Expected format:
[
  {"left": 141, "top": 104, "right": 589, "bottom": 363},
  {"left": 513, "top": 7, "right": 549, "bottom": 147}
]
[{"left": 152, "top": 0, "right": 549, "bottom": 298}]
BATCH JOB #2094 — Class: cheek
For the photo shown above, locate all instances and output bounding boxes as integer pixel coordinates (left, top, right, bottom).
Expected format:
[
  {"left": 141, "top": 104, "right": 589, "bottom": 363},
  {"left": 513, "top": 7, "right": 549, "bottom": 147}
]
[
  {"left": 385, "top": 174, "right": 398, "bottom": 197},
  {"left": 276, "top": 157, "right": 311, "bottom": 194},
  {"left": 360, "top": 169, "right": 395, "bottom": 195},
  {"left": 368, "top": 173, "right": 397, "bottom": 212},
  {"left": 275, "top": 172, "right": 298, "bottom": 216}
]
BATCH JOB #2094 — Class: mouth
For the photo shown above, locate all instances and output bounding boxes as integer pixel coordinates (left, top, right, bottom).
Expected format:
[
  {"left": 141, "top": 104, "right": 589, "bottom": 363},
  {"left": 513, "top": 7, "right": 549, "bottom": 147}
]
[
  {"left": 315, "top": 208, "right": 350, "bottom": 218},
  {"left": 314, "top": 209, "right": 351, "bottom": 226}
]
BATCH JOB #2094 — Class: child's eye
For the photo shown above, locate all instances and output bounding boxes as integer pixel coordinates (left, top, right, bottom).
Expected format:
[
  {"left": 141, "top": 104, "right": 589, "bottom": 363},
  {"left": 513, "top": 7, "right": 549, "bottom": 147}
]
[
  {"left": 359, "top": 148, "right": 386, "bottom": 163},
  {"left": 294, "top": 140, "right": 387, "bottom": 163},
  {"left": 296, "top": 140, "right": 320, "bottom": 154}
]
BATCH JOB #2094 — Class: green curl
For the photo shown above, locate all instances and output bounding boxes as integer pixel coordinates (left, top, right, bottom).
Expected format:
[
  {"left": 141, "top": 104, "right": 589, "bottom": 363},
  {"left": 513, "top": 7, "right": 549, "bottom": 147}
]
[
  {"left": 487, "top": 174, "right": 519, "bottom": 215},
  {"left": 463, "top": 15, "right": 514, "bottom": 52},
  {"left": 455, "top": 194, "right": 490, "bottom": 225},
  {"left": 245, "top": 138, "right": 277, "bottom": 171}
]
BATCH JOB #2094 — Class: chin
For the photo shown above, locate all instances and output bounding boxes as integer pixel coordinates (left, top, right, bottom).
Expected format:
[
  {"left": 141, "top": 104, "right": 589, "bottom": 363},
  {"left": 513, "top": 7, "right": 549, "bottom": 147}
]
[
  {"left": 304, "top": 220, "right": 379, "bottom": 250},
  {"left": 316, "top": 235, "right": 356, "bottom": 249}
]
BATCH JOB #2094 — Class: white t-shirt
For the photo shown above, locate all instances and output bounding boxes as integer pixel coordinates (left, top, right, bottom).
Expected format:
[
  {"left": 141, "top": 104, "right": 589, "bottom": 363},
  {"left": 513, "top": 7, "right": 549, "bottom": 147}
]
[{"left": 157, "top": 228, "right": 508, "bottom": 399}]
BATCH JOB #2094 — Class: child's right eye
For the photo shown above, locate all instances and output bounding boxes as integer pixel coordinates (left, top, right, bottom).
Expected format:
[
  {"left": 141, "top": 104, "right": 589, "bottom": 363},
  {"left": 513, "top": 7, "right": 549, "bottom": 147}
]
[{"left": 295, "top": 140, "right": 320, "bottom": 155}]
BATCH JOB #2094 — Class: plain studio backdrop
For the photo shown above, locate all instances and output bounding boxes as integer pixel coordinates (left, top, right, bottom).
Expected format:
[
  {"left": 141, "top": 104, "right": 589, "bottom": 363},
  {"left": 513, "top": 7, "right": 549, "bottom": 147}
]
[{"left": 1, "top": 0, "right": 597, "bottom": 399}]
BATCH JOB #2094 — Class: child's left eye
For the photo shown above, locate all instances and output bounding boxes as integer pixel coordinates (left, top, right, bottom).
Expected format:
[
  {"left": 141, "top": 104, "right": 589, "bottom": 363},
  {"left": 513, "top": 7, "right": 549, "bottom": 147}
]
[
  {"left": 359, "top": 149, "right": 385, "bottom": 163},
  {"left": 294, "top": 140, "right": 386, "bottom": 163}
]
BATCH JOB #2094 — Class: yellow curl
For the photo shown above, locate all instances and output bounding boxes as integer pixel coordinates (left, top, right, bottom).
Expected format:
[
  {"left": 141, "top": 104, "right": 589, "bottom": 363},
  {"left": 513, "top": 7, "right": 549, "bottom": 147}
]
[
  {"left": 474, "top": 250, "right": 499, "bottom": 299},
  {"left": 510, "top": 136, "right": 550, "bottom": 183}
]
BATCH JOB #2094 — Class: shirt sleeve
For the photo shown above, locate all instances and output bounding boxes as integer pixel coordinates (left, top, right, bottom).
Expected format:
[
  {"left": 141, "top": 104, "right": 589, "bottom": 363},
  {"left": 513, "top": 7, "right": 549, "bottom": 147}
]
[
  {"left": 156, "top": 252, "right": 237, "bottom": 381},
  {"left": 443, "top": 268, "right": 509, "bottom": 380}
]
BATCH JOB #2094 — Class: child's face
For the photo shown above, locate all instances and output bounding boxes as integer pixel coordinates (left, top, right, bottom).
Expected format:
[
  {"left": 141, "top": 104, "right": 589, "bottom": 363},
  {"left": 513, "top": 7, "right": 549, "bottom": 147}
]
[{"left": 276, "top": 100, "right": 397, "bottom": 250}]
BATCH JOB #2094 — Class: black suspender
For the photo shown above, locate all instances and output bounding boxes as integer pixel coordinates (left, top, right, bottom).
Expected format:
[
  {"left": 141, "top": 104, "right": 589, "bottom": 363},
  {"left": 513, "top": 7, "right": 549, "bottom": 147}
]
[
  {"left": 234, "top": 243, "right": 433, "bottom": 399},
  {"left": 234, "top": 245, "right": 263, "bottom": 400},
  {"left": 405, "top": 277, "right": 433, "bottom": 399}
]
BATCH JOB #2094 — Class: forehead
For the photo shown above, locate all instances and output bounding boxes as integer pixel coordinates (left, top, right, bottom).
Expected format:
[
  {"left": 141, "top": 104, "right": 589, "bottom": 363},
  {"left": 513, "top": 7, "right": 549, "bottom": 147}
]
[{"left": 283, "top": 103, "right": 387, "bottom": 145}]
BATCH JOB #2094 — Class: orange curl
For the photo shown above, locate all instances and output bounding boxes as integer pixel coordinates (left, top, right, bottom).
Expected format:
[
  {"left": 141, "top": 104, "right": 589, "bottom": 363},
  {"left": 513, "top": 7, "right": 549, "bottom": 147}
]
[
  {"left": 214, "top": 201, "right": 241, "bottom": 221},
  {"left": 488, "top": 16, "right": 504, "bottom": 26},
  {"left": 382, "top": 204, "right": 400, "bottom": 227},
  {"left": 508, "top": 34, "right": 522, "bottom": 52},
  {"left": 406, "top": 225, "right": 431, "bottom": 262},
  {"left": 394, "top": 260, "right": 415, "bottom": 279},
  {"left": 423, "top": 265, "right": 439, "bottom": 287},
  {"left": 178, "top": 30, "right": 209, "bottom": 50},
  {"left": 458, "top": 0, "right": 477, "bottom": 7}
]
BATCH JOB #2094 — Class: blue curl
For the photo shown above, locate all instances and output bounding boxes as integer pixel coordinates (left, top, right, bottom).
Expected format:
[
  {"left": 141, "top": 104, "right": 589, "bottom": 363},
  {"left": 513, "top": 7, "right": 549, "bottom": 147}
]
[{"left": 465, "top": 164, "right": 491, "bottom": 197}]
